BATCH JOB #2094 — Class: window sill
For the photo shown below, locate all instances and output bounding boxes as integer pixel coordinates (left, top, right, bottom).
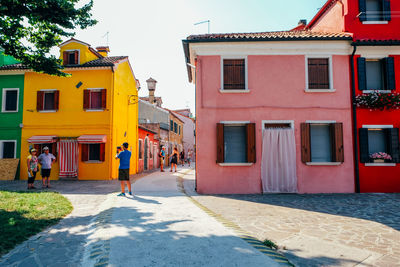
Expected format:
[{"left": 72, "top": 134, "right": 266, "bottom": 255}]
[
  {"left": 219, "top": 89, "right": 250, "bottom": 93},
  {"left": 305, "top": 89, "right": 336, "bottom": 93},
  {"left": 83, "top": 160, "right": 104, "bottom": 164},
  {"left": 218, "top": 163, "right": 253, "bottom": 166},
  {"left": 85, "top": 109, "right": 105, "bottom": 112},
  {"left": 362, "top": 21, "right": 389, "bottom": 25},
  {"left": 364, "top": 163, "right": 396, "bottom": 167},
  {"left": 38, "top": 110, "right": 57, "bottom": 113},
  {"left": 361, "top": 90, "right": 391, "bottom": 94},
  {"left": 306, "top": 162, "right": 342, "bottom": 166},
  {"left": 1, "top": 110, "right": 18, "bottom": 113}
]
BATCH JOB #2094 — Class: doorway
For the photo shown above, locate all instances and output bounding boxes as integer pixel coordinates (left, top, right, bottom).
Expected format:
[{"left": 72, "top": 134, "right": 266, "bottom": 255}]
[{"left": 144, "top": 138, "right": 148, "bottom": 171}]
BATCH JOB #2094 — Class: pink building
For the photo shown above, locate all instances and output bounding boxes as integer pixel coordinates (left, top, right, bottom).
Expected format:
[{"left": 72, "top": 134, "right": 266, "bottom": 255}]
[{"left": 183, "top": 31, "right": 355, "bottom": 194}]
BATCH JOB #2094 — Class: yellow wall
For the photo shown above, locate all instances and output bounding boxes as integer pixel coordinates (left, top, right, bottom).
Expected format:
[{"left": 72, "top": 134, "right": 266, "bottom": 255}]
[
  {"left": 59, "top": 41, "right": 99, "bottom": 64},
  {"left": 111, "top": 61, "right": 139, "bottom": 178}
]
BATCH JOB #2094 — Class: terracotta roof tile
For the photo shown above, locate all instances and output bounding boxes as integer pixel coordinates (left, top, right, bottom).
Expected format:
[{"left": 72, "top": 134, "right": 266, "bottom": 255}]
[
  {"left": 186, "top": 30, "right": 352, "bottom": 42},
  {"left": 0, "top": 56, "right": 128, "bottom": 71}
]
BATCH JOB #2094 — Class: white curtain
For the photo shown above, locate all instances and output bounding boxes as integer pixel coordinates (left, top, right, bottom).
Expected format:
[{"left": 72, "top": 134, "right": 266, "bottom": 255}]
[{"left": 261, "top": 128, "right": 297, "bottom": 193}]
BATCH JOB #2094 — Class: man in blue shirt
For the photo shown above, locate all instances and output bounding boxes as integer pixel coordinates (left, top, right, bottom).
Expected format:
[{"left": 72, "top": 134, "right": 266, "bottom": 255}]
[{"left": 115, "top": 142, "right": 132, "bottom": 196}]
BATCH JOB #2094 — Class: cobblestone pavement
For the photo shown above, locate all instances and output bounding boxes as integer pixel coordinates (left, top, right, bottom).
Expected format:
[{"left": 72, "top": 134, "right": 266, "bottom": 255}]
[{"left": 185, "top": 178, "right": 400, "bottom": 266}]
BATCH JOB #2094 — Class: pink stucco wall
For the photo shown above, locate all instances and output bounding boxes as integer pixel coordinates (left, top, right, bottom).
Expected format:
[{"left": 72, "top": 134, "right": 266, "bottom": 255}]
[{"left": 195, "top": 55, "right": 355, "bottom": 194}]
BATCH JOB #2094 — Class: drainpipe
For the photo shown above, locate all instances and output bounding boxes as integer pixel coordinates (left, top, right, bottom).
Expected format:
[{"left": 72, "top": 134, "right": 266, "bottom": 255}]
[{"left": 350, "top": 44, "right": 360, "bottom": 193}]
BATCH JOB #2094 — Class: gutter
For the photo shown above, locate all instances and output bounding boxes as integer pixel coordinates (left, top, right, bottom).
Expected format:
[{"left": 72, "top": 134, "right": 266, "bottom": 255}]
[{"left": 350, "top": 45, "right": 360, "bottom": 193}]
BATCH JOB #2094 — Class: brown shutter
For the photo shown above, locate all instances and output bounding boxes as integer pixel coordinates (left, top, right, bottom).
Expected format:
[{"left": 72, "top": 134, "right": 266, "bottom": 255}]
[
  {"left": 246, "top": 123, "right": 256, "bottom": 163},
  {"left": 63, "top": 51, "right": 68, "bottom": 65},
  {"left": 223, "top": 59, "right": 245, "bottom": 89},
  {"left": 331, "top": 123, "right": 344, "bottom": 163},
  {"left": 52, "top": 142, "right": 57, "bottom": 157},
  {"left": 54, "top": 90, "right": 60, "bottom": 111},
  {"left": 74, "top": 51, "right": 79, "bottom": 64},
  {"left": 300, "top": 123, "right": 311, "bottom": 163},
  {"left": 308, "top": 58, "right": 329, "bottom": 89},
  {"left": 216, "top": 123, "right": 224, "bottom": 163},
  {"left": 83, "top": 90, "right": 90, "bottom": 109},
  {"left": 37, "top": 91, "right": 44, "bottom": 111},
  {"left": 81, "top": 144, "right": 89, "bottom": 162},
  {"left": 101, "top": 89, "right": 107, "bottom": 109},
  {"left": 99, "top": 143, "right": 105, "bottom": 162}
]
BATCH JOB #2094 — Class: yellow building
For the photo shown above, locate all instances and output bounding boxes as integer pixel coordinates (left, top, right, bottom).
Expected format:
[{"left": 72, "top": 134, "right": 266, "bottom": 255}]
[{"left": 19, "top": 38, "right": 139, "bottom": 180}]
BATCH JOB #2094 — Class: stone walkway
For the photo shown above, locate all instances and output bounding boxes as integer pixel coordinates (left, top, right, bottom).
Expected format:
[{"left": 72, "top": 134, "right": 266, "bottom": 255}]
[
  {"left": 0, "top": 168, "right": 280, "bottom": 267},
  {"left": 183, "top": 174, "right": 400, "bottom": 266}
]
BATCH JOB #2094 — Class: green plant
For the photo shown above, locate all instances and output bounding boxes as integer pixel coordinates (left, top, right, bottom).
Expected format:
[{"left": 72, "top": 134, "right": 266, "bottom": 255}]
[
  {"left": 263, "top": 239, "right": 278, "bottom": 249},
  {"left": 355, "top": 91, "right": 400, "bottom": 111}
]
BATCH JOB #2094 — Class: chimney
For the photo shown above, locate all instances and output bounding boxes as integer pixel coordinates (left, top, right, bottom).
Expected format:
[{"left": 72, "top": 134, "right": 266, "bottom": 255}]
[
  {"left": 146, "top": 77, "right": 157, "bottom": 105},
  {"left": 96, "top": 46, "right": 110, "bottom": 57},
  {"left": 298, "top": 19, "right": 307, "bottom": 26}
]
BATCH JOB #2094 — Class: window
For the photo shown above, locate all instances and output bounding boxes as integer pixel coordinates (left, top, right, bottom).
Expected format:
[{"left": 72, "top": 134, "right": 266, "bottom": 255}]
[
  {"left": 174, "top": 122, "right": 177, "bottom": 133},
  {"left": 138, "top": 140, "right": 143, "bottom": 159},
  {"left": 222, "top": 58, "right": 246, "bottom": 90},
  {"left": 0, "top": 140, "right": 16, "bottom": 159},
  {"left": 63, "top": 50, "right": 79, "bottom": 65},
  {"left": 2, "top": 88, "right": 18, "bottom": 112},
  {"left": 359, "top": 0, "right": 391, "bottom": 22},
  {"left": 358, "top": 57, "right": 395, "bottom": 91},
  {"left": 301, "top": 122, "right": 344, "bottom": 164},
  {"left": 83, "top": 89, "right": 106, "bottom": 110},
  {"left": 170, "top": 120, "right": 173, "bottom": 131},
  {"left": 216, "top": 122, "right": 256, "bottom": 164},
  {"left": 33, "top": 143, "right": 57, "bottom": 156},
  {"left": 81, "top": 143, "right": 105, "bottom": 162},
  {"left": 307, "top": 58, "right": 330, "bottom": 89},
  {"left": 150, "top": 142, "right": 153, "bottom": 158},
  {"left": 359, "top": 127, "right": 399, "bottom": 163},
  {"left": 37, "top": 90, "right": 59, "bottom": 111},
  {"left": 179, "top": 125, "right": 181, "bottom": 135}
]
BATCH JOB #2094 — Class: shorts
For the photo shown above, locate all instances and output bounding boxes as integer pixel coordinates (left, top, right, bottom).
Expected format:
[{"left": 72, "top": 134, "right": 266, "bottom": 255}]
[
  {"left": 160, "top": 157, "right": 164, "bottom": 165},
  {"left": 28, "top": 171, "right": 37, "bottom": 184},
  {"left": 118, "top": 169, "right": 130, "bottom": 181},
  {"left": 187, "top": 158, "right": 191, "bottom": 162},
  {"left": 41, "top": 169, "right": 51, "bottom": 178}
]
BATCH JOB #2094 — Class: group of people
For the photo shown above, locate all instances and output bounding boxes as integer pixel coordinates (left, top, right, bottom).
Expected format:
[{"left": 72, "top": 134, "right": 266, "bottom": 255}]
[
  {"left": 26, "top": 146, "right": 56, "bottom": 189},
  {"left": 158, "top": 146, "right": 193, "bottom": 172}
]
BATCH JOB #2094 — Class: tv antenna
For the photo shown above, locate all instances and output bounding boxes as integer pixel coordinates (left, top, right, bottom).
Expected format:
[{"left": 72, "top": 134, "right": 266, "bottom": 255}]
[
  {"left": 194, "top": 20, "right": 210, "bottom": 34},
  {"left": 102, "top": 31, "right": 110, "bottom": 45}
]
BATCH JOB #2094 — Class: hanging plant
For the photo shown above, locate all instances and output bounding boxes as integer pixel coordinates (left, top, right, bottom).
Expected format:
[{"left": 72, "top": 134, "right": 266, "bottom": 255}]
[{"left": 355, "top": 91, "right": 400, "bottom": 111}]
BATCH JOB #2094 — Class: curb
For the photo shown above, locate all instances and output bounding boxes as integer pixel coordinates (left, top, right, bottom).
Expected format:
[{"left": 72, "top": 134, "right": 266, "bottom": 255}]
[{"left": 176, "top": 170, "right": 293, "bottom": 267}]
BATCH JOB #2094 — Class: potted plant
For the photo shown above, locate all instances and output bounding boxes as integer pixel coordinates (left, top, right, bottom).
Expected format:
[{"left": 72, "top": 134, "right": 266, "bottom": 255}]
[{"left": 369, "top": 152, "right": 392, "bottom": 163}]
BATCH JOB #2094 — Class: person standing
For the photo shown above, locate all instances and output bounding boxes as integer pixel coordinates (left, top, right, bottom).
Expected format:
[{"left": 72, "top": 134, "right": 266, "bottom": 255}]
[
  {"left": 159, "top": 146, "right": 166, "bottom": 172},
  {"left": 170, "top": 147, "right": 178, "bottom": 172},
  {"left": 180, "top": 150, "right": 185, "bottom": 166},
  {"left": 187, "top": 149, "right": 193, "bottom": 167},
  {"left": 116, "top": 142, "right": 132, "bottom": 196},
  {"left": 27, "top": 148, "right": 38, "bottom": 189},
  {"left": 38, "top": 146, "right": 56, "bottom": 188}
]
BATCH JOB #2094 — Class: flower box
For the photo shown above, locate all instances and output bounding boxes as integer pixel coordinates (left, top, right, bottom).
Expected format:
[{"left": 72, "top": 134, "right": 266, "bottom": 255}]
[
  {"left": 369, "top": 152, "right": 392, "bottom": 163},
  {"left": 373, "top": 159, "right": 385, "bottom": 163}
]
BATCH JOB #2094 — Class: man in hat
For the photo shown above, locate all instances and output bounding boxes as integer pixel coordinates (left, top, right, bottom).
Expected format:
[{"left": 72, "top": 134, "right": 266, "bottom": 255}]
[
  {"left": 38, "top": 146, "right": 56, "bottom": 188},
  {"left": 115, "top": 142, "right": 132, "bottom": 196}
]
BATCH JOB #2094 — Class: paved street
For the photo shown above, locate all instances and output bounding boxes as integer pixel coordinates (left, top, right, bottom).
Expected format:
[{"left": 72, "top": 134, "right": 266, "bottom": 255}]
[
  {"left": 0, "top": 168, "right": 279, "bottom": 267},
  {"left": 185, "top": 176, "right": 400, "bottom": 266}
]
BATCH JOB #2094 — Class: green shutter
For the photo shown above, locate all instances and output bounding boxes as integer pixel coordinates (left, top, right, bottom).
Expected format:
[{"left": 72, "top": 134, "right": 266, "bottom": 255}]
[
  {"left": 384, "top": 57, "right": 395, "bottom": 90},
  {"left": 359, "top": 0, "right": 367, "bottom": 21},
  {"left": 357, "top": 58, "right": 367, "bottom": 91},
  {"left": 359, "top": 128, "right": 369, "bottom": 163}
]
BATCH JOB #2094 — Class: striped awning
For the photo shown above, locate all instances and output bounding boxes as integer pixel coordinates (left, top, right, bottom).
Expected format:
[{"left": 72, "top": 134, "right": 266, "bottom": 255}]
[
  {"left": 27, "top": 135, "right": 57, "bottom": 144},
  {"left": 77, "top": 135, "right": 107, "bottom": 144}
]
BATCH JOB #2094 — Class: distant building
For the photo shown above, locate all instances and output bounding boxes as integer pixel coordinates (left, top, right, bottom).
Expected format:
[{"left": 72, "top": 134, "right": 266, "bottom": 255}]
[
  {"left": 138, "top": 125, "right": 159, "bottom": 173},
  {"left": 172, "top": 110, "right": 195, "bottom": 161}
]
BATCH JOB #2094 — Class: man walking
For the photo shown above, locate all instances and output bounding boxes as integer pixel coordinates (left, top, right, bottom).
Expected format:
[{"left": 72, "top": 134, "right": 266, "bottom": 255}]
[
  {"left": 38, "top": 146, "right": 56, "bottom": 188},
  {"left": 116, "top": 142, "right": 132, "bottom": 196},
  {"left": 159, "top": 146, "right": 166, "bottom": 172}
]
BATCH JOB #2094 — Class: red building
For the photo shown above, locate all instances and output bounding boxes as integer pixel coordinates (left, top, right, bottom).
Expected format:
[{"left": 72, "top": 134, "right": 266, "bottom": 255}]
[
  {"left": 307, "top": 0, "right": 400, "bottom": 192},
  {"left": 138, "top": 126, "right": 159, "bottom": 173}
]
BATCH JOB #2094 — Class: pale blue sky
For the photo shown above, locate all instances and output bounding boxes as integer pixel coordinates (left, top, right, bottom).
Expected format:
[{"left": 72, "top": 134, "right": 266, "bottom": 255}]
[{"left": 71, "top": 0, "right": 327, "bottom": 113}]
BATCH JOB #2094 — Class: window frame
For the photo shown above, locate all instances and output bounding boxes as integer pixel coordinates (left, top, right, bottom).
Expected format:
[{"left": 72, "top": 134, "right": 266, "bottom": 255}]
[
  {"left": 138, "top": 139, "right": 143, "bottom": 159},
  {"left": 88, "top": 143, "right": 101, "bottom": 161},
  {"left": 305, "top": 55, "right": 335, "bottom": 92},
  {"left": 362, "top": 57, "right": 392, "bottom": 93},
  {"left": 361, "top": 0, "right": 390, "bottom": 24},
  {"left": 220, "top": 55, "right": 249, "bottom": 93},
  {"left": 2, "top": 88, "right": 19, "bottom": 113},
  {"left": 85, "top": 88, "right": 106, "bottom": 112},
  {"left": 38, "top": 89, "right": 58, "bottom": 113},
  {"left": 303, "top": 120, "right": 343, "bottom": 166},
  {"left": 361, "top": 124, "right": 397, "bottom": 166},
  {"left": 63, "top": 49, "right": 80, "bottom": 65},
  {"left": 0, "top": 140, "right": 17, "bottom": 159}
]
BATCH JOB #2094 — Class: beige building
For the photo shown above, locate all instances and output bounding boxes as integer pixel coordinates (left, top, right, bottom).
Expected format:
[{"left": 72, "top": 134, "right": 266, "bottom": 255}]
[{"left": 168, "top": 112, "right": 184, "bottom": 160}]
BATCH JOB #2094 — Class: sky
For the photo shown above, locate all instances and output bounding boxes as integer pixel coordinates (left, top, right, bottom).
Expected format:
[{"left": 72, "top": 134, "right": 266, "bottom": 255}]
[{"left": 71, "top": 0, "right": 327, "bottom": 113}]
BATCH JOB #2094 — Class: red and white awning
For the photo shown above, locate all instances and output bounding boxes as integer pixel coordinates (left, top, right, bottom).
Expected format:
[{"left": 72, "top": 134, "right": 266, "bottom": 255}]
[
  {"left": 77, "top": 135, "right": 107, "bottom": 144},
  {"left": 28, "top": 135, "right": 57, "bottom": 144}
]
